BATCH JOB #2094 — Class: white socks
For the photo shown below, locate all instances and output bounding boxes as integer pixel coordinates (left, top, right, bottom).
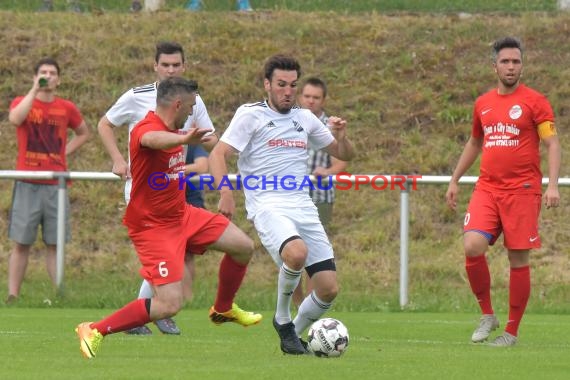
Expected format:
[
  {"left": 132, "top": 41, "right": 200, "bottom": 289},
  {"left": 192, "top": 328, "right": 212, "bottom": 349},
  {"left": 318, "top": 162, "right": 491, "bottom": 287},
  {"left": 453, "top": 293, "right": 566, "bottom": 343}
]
[
  {"left": 274, "top": 263, "right": 302, "bottom": 325},
  {"left": 293, "top": 291, "right": 331, "bottom": 336}
]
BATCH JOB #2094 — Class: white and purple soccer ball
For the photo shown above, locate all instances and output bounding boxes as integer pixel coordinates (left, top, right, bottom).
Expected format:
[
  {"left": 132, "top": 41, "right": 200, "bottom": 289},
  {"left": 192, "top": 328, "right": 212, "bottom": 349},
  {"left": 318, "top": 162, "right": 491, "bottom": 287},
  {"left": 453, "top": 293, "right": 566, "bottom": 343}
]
[{"left": 307, "top": 318, "right": 349, "bottom": 357}]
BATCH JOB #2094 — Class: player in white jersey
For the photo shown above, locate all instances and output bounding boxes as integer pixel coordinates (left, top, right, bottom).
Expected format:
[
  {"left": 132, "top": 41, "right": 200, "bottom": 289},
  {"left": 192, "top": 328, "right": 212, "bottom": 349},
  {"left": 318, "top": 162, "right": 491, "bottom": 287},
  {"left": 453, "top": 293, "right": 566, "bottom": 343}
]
[
  {"left": 98, "top": 41, "right": 217, "bottom": 335},
  {"left": 102, "top": 82, "right": 213, "bottom": 202},
  {"left": 209, "top": 54, "right": 354, "bottom": 355}
]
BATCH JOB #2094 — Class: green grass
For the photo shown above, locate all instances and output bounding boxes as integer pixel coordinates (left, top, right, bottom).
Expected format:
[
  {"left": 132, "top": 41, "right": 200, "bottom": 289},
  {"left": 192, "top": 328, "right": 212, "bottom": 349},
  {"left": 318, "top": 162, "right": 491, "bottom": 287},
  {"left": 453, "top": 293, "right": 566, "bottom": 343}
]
[
  {"left": 1, "top": 308, "right": 570, "bottom": 379},
  {"left": 0, "top": 0, "right": 558, "bottom": 12}
]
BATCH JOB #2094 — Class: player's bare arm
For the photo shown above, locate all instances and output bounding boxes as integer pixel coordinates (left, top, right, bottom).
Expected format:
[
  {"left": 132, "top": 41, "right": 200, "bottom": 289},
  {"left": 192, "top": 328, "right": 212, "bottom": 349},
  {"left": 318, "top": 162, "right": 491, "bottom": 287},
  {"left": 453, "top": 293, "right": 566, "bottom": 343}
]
[
  {"left": 184, "top": 156, "right": 208, "bottom": 176},
  {"left": 200, "top": 133, "right": 219, "bottom": 152},
  {"left": 209, "top": 141, "right": 239, "bottom": 219},
  {"left": 542, "top": 134, "right": 561, "bottom": 209},
  {"left": 446, "top": 136, "right": 483, "bottom": 210},
  {"left": 141, "top": 128, "right": 212, "bottom": 150},
  {"left": 313, "top": 156, "right": 348, "bottom": 177},
  {"left": 98, "top": 115, "right": 129, "bottom": 179},
  {"left": 324, "top": 116, "right": 354, "bottom": 161}
]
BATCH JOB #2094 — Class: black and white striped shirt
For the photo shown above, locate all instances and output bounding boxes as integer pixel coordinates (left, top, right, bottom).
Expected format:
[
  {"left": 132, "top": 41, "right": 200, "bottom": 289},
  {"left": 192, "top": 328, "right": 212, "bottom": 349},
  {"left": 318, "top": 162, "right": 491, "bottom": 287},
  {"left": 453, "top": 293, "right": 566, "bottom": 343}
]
[{"left": 307, "top": 113, "right": 335, "bottom": 204}]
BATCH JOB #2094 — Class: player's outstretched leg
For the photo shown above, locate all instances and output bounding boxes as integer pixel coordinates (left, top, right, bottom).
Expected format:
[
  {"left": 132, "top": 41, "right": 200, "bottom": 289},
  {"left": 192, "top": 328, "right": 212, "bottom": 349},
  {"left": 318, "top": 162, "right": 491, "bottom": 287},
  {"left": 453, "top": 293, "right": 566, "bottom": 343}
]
[
  {"left": 75, "top": 322, "right": 104, "bottom": 359},
  {"left": 209, "top": 303, "right": 262, "bottom": 327}
]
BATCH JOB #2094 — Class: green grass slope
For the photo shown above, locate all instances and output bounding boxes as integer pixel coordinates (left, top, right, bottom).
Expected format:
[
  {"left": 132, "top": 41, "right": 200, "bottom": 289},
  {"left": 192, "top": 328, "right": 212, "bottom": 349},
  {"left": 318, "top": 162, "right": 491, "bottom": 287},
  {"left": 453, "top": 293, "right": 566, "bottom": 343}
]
[
  {"left": 0, "top": 0, "right": 559, "bottom": 12},
  {"left": 0, "top": 10, "right": 569, "bottom": 312}
]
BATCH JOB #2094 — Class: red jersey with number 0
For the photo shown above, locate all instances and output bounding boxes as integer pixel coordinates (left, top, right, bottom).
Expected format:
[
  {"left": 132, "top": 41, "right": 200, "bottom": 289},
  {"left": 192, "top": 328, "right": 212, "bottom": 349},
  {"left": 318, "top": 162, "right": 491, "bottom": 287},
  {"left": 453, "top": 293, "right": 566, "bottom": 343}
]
[
  {"left": 10, "top": 96, "right": 83, "bottom": 184},
  {"left": 124, "top": 111, "right": 186, "bottom": 229},
  {"left": 472, "top": 84, "right": 554, "bottom": 193}
]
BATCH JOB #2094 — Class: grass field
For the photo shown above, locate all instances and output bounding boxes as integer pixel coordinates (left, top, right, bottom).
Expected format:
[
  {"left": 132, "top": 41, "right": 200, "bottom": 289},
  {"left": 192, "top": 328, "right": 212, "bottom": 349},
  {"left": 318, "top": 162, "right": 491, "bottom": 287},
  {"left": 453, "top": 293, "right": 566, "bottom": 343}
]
[{"left": 1, "top": 309, "right": 569, "bottom": 380}]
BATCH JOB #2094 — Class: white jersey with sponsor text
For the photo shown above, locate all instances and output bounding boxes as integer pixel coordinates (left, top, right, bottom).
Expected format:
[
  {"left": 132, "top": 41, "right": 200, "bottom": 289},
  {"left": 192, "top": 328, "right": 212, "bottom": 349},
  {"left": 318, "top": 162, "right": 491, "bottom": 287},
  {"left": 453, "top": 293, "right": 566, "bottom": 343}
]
[
  {"left": 105, "top": 81, "right": 214, "bottom": 201},
  {"left": 221, "top": 101, "right": 334, "bottom": 218}
]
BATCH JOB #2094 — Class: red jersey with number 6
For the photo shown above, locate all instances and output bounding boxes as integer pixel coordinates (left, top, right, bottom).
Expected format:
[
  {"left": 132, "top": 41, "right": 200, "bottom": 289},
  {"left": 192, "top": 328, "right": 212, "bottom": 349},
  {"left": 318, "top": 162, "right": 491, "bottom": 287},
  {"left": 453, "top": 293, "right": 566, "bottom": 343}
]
[
  {"left": 124, "top": 111, "right": 186, "bottom": 229},
  {"left": 472, "top": 84, "right": 554, "bottom": 194}
]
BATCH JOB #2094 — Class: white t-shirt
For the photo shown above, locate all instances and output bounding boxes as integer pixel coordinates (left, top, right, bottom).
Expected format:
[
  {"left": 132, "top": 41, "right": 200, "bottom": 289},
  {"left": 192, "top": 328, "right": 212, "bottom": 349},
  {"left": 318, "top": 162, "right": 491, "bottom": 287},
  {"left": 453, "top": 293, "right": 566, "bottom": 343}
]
[
  {"left": 105, "top": 81, "right": 214, "bottom": 201},
  {"left": 220, "top": 100, "right": 334, "bottom": 218}
]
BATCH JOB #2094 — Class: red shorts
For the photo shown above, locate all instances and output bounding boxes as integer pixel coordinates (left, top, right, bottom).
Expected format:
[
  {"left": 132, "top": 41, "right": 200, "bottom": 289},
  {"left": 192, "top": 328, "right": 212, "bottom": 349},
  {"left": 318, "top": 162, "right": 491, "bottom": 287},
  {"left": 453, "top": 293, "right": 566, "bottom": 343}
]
[
  {"left": 464, "top": 188, "right": 541, "bottom": 249},
  {"left": 129, "top": 205, "right": 230, "bottom": 286}
]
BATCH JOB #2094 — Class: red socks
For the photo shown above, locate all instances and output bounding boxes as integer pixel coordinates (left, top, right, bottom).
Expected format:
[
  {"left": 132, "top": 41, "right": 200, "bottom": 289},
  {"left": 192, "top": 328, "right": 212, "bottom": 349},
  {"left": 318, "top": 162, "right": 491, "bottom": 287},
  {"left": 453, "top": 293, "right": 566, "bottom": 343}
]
[
  {"left": 506, "top": 266, "right": 530, "bottom": 337},
  {"left": 466, "top": 254, "right": 531, "bottom": 337},
  {"left": 88, "top": 255, "right": 249, "bottom": 336},
  {"left": 91, "top": 298, "right": 151, "bottom": 336},
  {"left": 214, "top": 254, "right": 247, "bottom": 312},
  {"left": 465, "top": 255, "right": 494, "bottom": 315}
]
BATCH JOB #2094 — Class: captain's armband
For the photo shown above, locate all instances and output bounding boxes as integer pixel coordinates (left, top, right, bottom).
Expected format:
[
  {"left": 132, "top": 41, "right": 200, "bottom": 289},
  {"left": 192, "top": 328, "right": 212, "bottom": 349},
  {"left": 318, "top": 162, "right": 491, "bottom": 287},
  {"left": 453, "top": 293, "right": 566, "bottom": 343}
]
[{"left": 537, "top": 121, "right": 557, "bottom": 139}]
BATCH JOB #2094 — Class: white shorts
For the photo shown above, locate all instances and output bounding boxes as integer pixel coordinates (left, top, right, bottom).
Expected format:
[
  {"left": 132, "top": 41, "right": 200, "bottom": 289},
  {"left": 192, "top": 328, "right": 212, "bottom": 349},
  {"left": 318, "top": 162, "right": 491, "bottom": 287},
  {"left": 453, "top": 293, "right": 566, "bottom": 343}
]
[{"left": 252, "top": 205, "right": 333, "bottom": 268}]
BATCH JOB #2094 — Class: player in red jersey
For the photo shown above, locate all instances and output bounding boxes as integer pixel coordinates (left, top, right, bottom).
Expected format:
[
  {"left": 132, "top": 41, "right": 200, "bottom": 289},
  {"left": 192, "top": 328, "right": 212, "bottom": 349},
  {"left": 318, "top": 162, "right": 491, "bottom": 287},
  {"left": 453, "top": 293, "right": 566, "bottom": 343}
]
[
  {"left": 75, "top": 77, "right": 261, "bottom": 359},
  {"left": 446, "top": 37, "right": 561, "bottom": 347}
]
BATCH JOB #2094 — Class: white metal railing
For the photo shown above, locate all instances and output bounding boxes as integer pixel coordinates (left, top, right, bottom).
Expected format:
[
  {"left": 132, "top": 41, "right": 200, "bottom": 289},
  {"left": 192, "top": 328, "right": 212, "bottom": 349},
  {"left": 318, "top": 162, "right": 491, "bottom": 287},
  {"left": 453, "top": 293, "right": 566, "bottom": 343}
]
[
  {"left": 1, "top": 170, "right": 567, "bottom": 306},
  {"left": 0, "top": 170, "right": 119, "bottom": 295}
]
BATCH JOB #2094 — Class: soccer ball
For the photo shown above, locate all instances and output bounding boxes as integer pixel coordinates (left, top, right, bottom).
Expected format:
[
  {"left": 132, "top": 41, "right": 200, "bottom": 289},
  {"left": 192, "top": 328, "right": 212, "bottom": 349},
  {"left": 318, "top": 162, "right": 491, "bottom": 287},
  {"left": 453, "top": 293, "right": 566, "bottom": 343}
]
[{"left": 307, "top": 318, "right": 349, "bottom": 357}]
